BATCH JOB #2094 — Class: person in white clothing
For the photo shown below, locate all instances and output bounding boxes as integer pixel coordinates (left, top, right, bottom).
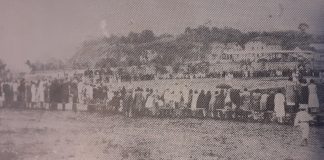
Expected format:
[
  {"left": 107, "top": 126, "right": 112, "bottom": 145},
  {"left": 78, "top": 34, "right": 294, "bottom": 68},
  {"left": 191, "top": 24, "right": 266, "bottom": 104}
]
[
  {"left": 37, "top": 80, "right": 45, "bottom": 109},
  {"left": 145, "top": 92, "right": 156, "bottom": 116},
  {"left": 308, "top": 79, "right": 319, "bottom": 113},
  {"left": 182, "top": 85, "right": 189, "bottom": 106},
  {"left": 274, "top": 89, "right": 285, "bottom": 123},
  {"left": 191, "top": 90, "right": 199, "bottom": 111},
  {"left": 31, "top": 81, "right": 37, "bottom": 108},
  {"left": 77, "top": 81, "right": 85, "bottom": 104},
  {"left": 12, "top": 80, "right": 19, "bottom": 103},
  {"left": 294, "top": 108, "right": 313, "bottom": 146}
]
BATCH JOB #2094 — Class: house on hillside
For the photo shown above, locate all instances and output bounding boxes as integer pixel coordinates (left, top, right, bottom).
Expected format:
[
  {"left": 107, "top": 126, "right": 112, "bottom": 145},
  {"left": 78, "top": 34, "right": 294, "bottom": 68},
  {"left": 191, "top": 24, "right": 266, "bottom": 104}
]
[
  {"left": 207, "top": 42, "right": 242, "bottom": 63},
  {"left": 310, "top": 43, "right": 324, "bottom": 70},
  {"left": 244, "top": 36, "right": 282, "bottom": 51},
  {"left": 224, "top": 42, "right": 243, "bottom": 52}
]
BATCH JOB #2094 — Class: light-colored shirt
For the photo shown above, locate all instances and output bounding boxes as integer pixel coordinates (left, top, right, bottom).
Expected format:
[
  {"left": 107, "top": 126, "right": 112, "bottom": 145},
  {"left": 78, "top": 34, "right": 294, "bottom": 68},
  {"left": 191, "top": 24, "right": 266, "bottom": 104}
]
[{"left": 294, "top": 111, "right": 313, "bottom": 126}]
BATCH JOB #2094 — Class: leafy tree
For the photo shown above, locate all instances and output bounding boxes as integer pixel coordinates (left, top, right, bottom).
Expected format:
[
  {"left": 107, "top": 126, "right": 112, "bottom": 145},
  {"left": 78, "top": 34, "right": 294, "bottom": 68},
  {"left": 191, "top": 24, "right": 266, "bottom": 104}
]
[
  {"left": 0, "top": 59, "right": 10, "bottom": 80},
  {"left": 298, "top": 23, "right": 309, "bottom": 33},
  {"left": 140, "top": 30, "right": 155, "bottom": 43}
]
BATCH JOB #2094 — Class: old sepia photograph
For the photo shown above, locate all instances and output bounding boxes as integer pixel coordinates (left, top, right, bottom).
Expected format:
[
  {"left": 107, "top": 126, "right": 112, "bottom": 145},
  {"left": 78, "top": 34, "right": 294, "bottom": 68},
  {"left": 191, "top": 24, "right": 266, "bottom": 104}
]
[{"left": 0, "top": 0, "right": 323, "bottom": 159}]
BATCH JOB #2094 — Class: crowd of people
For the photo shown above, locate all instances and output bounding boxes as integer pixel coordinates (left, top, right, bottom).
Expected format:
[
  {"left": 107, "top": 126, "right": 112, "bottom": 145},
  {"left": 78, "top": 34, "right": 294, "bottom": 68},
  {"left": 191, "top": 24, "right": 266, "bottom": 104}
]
[
  {"left": 0, "top": 76, "right": 321, "bottom": 125},
  {"left": 83, "top": 66, "right": 321, "bottom": 82}
]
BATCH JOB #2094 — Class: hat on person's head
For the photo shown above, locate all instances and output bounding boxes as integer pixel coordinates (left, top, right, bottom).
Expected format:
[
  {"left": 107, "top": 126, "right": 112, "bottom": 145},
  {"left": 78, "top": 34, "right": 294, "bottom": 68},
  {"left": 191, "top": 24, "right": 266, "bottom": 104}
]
[
  {"left": 299, "top": 104, "right": 308, "bottom": 110},
  {"left": 299, "top": 107, "right": 307, "bottom": 111}
]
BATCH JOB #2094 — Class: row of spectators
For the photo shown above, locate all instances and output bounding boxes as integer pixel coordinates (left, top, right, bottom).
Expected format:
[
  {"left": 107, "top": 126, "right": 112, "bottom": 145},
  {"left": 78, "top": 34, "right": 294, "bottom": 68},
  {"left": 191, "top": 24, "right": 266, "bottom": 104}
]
[
  {"left": 83, "top": 67, "right": 321, "bottom": 82},
  {"left": 1, "top": 77, "right": 320, "bottom": 124}
]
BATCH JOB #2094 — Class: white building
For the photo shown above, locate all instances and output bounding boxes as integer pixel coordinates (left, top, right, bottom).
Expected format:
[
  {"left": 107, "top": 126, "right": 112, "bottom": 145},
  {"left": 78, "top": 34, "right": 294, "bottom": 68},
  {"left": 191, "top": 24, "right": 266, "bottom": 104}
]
[
  {"left": 207, "top": 42, "right": 243, "bottom": 63},
  {"left": 244, "top": 36, "right": 282, "bottom": 51}
]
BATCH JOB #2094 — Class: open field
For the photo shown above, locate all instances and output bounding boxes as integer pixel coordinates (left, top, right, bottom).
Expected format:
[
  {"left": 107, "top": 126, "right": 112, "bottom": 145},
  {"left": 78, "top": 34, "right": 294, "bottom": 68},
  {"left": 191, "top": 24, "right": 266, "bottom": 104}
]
[{"left": 0, "top": 109, "right": 323, "bottom": 160}]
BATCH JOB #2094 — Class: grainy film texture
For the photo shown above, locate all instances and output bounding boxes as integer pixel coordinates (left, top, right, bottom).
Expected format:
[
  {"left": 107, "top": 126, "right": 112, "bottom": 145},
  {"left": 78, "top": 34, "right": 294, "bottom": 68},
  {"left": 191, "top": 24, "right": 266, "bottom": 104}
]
[{"left": 0, "top": 0, "right": 323, "bottom": 159}]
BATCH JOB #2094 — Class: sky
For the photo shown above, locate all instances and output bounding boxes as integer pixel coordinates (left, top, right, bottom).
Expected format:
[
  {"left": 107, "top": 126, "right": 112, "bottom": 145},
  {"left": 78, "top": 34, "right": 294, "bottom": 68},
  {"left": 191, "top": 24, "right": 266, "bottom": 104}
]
[{"left": 0, "top": 0, "right": 323, "bottom": 72}]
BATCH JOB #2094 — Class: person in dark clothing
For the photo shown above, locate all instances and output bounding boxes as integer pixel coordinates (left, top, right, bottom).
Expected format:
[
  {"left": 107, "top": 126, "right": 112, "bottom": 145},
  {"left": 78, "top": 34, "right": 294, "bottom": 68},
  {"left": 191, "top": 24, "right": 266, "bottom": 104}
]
[
  {"left": 0, "top": 81, "right": 2, "bottom": 98},
  {"left": 183, "top": 89, "right": 193, "bottom": 117},
  {"left": 264, "top": 90, "right": 275, "bottom": 122},
  {"left": 204, "top": 91, "right": 212, "bottom": 111},
  {"left": 298, "top": 79, "right": 309, "bottom": 110},
  {"left": 61, "top": 79, "right": 70, "bottom": 111},
  {"left": 110, "top": 91, "right": 121, "bottom": 112},
  {"left": 214, "top": 89, "right": 225, "bottom": 118},
  {"left": 3, "top": 81, "right": 12, "bottom": 108},
  {"left": 196, "top": 90, "right": 205, "bottom": 109},
  {"left": 187, "top": 89, "right": 193, "bottom": 108},
  {"left": 230, "top": 89, "right": 241, "bottom": 110},
  {"left": 93, "top": 85, "right": 98, "bottom": 100},
  {"left": 251, "top": 89, "right": 262, "bottom": 111},
  {"left": 70, "top": 80, "right": 78, "bottom": 112},
  {"left": 266, "top": 91, "right": 275, "bottom": 111},
  {"left": 133, "top": 88, "right": 145, "bottom": 117},
  {"left": 49, "top": 79, "right": 60, "bottom": 110},
  {"left": 123, "top": 89, "right": 133, "bottom": 117},
  {"left": 196, "top": 90, "right": 206, "bottom": 117},
  {"left": 17, "top": 79, "right": 26, "bottom": 108}
]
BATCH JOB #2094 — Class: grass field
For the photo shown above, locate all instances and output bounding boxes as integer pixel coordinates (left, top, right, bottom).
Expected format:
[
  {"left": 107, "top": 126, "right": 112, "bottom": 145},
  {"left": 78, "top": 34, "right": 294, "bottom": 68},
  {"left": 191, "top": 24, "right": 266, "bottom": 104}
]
[{"left": 0, "top": 109, "right": 323, "bottom": 160}]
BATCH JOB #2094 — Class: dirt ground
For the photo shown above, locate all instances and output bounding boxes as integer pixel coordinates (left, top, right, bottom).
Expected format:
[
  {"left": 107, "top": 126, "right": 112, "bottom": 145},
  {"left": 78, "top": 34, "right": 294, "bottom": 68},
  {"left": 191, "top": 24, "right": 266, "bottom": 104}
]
[{"left": 0, "top": 109, "right": 323, "bottom": 160}]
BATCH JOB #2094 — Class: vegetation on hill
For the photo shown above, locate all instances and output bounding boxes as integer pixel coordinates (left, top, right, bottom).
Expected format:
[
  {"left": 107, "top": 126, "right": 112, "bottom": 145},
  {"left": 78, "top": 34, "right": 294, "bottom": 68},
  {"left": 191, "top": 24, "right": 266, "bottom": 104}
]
[{"left": 26, "top": 23, "right": 318, "bottom": 72}]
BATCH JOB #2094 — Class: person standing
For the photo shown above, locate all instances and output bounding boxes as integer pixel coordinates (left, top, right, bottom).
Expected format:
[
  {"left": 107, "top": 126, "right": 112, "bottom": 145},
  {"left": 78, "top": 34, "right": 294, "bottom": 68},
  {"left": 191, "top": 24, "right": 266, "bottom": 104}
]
[
  {"left": 70, "top": 79, "right": 78, "bottom": 112},
  {"left": 133, "top": 88, "right": 145, "bottom": 117},
  {"left": 37, "top": 80, "right": 45, "bottom": 109},
  {"left": 0, "top": 81, "right": 3, "bottom": 107},
  {"left": 197, "top": 90, "right": 205, "bottom": 109},
  {"left": 298, "top": 79, "right": 309, "bottom": 110},
  {"left": 191, "top": 90, "right": 199, "bottom": 114},
  {"left": 260, "top": 92, "right": 269, "bottom": 111},
  {"left": 286, "top": 78, "right": 297, "bottom": 113},
  {"left": 31, "top": 81, "right": 37, "bottom": 109},
  {"left": 25, "top": 81, "right": 32, "bottom": 108},
  {"left": 110, "top": 91, "right": 121, "bottom": 113},
  {"left": 61, "top": 78, "right": 70, "bottom": 111},
  {"left": 251, "top": 89, "right": 262, "bottom": 111},
  {"left": 12, "top": 80, "right": 19, "bottom": 106},
  {"left": 49, "top": 79, "right": 59, "bottom": 110},
  {"left": 274, "top": 89, "right": 286, "bottom": 123},
  {"left": 308, "top": 79, "right": 319, "bottom": 113},
  {"left": 239, "top": 88, "right": 251, "bottom": 120},
  {"left": 18, "top": 79, "right": 26, "bottom": 108},
  {"left": 3, "top": 81, "right": 12, "bottom": 107},
  {"left": 145, "top": 91, "right": 155, "bottom": 116},
  {"left": 77, "top": 80, "right": 84, "bottom": 104},
  {"left": 123, "top": 89, "right": 133, "bottom": 117},
  {"left": 196, "top": 90, "right": 206, "bottom": 117},
  {"left": 182, "top": 85, "right": 189, "bottom": 108},
  {"left": 294, "top": 108, "right": 313, "bottom": 146},
  {"left": 44, "top": 80, "right": 50, "bottom": 109},
  {"left": 204, "top": 91, "right": 211, "bottom": 111},
  {"left": 208, "top": 91, "right": 217, "bottom": 117},
  {"left": 214, "top": 89, "right": 225, "bottom": 118}
]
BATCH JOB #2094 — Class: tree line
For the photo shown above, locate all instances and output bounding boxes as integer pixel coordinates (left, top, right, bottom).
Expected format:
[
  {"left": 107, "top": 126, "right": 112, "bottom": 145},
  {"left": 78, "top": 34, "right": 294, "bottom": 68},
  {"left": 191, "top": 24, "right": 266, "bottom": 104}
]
[{"left": 27, "top": 23, "right": 318, "bottom": 72}]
